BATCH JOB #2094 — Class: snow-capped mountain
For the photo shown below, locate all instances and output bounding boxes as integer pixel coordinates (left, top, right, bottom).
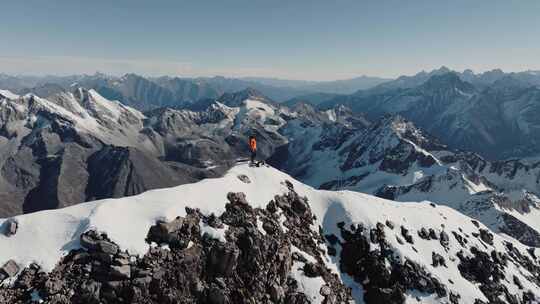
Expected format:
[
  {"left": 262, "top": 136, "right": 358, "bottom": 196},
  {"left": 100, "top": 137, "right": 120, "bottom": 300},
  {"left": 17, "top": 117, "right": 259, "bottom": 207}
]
[
  {"left": 6, "top": 84, "right": 540, "bottom": 255},
  {"left": 0, "top": 87, "right": 363, "bottom": 217},
  {"left": 321, "top": 70, "right": 540, "bottom": 160},
  {"left": 0, "top": 73, "right": 392, "bottom": 109},
  {"left": 0, "top": 88, "right": 187, "bottom": 216},
  {"left": 272, "top": 114, "right": 540, "bottom": 248},
  {"left": 1, "top": 164, "right": 538, "bottom": 303},
  {"left": 365, "top": 67, "right": 540, "bottom": 92}
]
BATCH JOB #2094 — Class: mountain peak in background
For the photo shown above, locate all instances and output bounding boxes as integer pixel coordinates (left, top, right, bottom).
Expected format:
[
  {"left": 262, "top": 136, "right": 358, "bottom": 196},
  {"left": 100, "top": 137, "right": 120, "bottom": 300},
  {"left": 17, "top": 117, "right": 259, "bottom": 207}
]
[{"left": 421, "top": 72, "right": 476, "bottom": 93}]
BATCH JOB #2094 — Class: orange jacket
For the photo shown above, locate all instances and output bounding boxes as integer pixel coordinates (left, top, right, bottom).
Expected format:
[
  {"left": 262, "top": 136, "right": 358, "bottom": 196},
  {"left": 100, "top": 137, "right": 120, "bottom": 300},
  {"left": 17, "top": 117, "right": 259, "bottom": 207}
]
[{"left": 249, "top": 138, "right": 257, "bottom": 151}]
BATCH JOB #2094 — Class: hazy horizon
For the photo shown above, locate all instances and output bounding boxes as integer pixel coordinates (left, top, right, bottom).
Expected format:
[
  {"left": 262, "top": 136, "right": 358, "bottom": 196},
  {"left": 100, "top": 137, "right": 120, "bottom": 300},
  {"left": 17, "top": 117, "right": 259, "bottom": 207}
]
[
  {"left": 1, "top": 0, "right": 539, "bottom": 81},
  {"left": 3, "top": 65, "right": 540, "bottom": 83}
]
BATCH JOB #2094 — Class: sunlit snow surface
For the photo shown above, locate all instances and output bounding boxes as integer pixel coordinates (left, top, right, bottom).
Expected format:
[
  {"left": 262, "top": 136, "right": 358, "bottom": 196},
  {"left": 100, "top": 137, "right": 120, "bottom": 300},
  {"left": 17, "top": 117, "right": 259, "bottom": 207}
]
[
  {"left": 0, "top": 90, "right": 20, "bottom": 100},
  {"left": 0, "top": 164, "right": 539, "bottom": 302}
]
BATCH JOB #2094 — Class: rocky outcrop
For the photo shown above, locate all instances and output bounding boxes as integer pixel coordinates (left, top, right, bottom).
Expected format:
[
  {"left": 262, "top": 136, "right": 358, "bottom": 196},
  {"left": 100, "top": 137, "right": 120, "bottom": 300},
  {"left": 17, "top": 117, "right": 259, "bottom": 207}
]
[
  {"left": 337, "top": 222, "right": 447, "bottom": 304},
  {"left": 455, "top": 243, "right": 539, "bottom": 304},
  {"left": 500, "top": 213, "right": 540, "bottom": 247},
  {"left": 85, "top": 145, "right": 193, "bottom": 200},
  {"left": 0, "top": 185, "right": 351, "bottom": 303}
]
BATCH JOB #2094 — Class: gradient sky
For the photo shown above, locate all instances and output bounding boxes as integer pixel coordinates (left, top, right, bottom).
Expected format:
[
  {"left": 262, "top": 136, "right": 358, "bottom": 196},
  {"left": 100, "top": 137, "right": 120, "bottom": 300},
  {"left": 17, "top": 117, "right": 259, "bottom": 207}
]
[{"left": 1, "top": 0, "right": 539, "bottom": 80}]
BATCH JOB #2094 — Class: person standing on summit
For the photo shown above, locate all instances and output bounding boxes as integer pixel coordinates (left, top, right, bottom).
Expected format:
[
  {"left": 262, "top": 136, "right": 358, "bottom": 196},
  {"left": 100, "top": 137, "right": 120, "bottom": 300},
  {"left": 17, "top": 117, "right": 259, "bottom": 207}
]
[{"left": 249, "top": 135, "right": 257, "bottom": 165}]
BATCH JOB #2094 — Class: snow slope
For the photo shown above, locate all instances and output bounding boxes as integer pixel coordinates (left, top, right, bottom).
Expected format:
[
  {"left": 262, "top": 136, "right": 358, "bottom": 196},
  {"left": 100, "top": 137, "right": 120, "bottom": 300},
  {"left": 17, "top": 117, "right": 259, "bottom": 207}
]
[
  {"left": 0, "top": 90, "right": 20, "bottom": 100},
  {"left": 1, "top": 164, "right": 538, "bottom": 303}
]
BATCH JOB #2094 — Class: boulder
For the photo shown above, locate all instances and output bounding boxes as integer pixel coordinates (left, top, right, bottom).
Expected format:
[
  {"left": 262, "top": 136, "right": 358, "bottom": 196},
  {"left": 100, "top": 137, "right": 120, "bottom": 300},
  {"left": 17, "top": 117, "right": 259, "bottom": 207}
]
[
  {"left": 2, "top": 219, "right": 17, "bottom": 237},
  {"left": 237, "top": 174, "right": 251, "bottom": 184},
  {"left": 303, "top": 262, "right": 324, "bottom": 278},
  {"left": 428, "top": 228, "right": 438, "bottom": 240},
  {"left": 417, "top": 227, "right": 430, "bottom": 240},
  {"left": 262, "top": 220, "right": 278, "bottom": 235},
  {"left": 226, "top": 192, "right": 248, "bottom": 205},
  {"left": 320, "top": 285, "right": 332, "bottom": 296},
  {"left": 80, "top": 230, "right": 118, "bottom": 254},
  {"left": 479, "top": 229, "right": 494, "bottom": 245},
  {"left": 291, "top": 196, "right": 308, "bottom": 214},
  {"left": 400, "top": 226, "right": 414, "bottom": 244},
  {"left": 0, "top": 260, "right": 19, "bottom": 279},
  {"left": 98, "top": 241, "right": 119, "bottom": 255},
  {"left": 440, "top": 231, "right": 450, "bottom": 248},
  {"left": 513, "top": 275, "right": 523, "bottom": 289},
  {"left": 80, "top": 231, "right": 100, "bottom": 251},
  {"left": 432, "top": 252, "right": 446, "bottom": 267},
  {"left": 147, "top": 217, "right": 184, "bottom": 243}
]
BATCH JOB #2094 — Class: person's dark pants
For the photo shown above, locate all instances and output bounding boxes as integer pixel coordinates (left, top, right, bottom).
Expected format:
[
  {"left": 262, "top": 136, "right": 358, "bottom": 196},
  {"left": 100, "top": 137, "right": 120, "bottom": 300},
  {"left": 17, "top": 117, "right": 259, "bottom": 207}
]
[{"left": 250, "top": 150, "right": 257, "bottom": 163}]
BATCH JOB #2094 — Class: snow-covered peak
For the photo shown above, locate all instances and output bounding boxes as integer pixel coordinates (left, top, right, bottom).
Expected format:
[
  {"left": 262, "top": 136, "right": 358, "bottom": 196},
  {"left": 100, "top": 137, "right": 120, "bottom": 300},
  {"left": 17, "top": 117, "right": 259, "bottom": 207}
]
[
  {"left": 421, "top": 72, "right": 476, "bottom": 94},
  {"left": 0, "top": 164, "right": 538, "bottom": 303},
  {"left": 0, "top": 87, "right": 149, "bottom": 149}
]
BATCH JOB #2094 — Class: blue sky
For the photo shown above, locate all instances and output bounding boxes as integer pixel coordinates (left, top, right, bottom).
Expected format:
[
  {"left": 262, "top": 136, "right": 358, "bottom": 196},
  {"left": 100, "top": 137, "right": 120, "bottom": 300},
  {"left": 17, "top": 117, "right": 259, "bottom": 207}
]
[{"left": 1, "top": 0, "right": 539, "bottom": 80}]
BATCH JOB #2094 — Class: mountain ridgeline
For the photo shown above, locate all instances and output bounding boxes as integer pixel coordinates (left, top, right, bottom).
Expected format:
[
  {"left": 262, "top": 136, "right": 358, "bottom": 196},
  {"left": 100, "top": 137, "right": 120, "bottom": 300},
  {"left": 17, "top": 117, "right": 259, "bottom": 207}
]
[
  {"left": 319, "top": 67, "right": 540, "bottom": 160},
  {"left": 0, "top": 73, "right": 389, "bottom": 110},
  {"left": 0, "top": 87, "right": 364, "bottom": 216},
  {"left": 4, "top": 68, "right": 540, "bottom": 160}
]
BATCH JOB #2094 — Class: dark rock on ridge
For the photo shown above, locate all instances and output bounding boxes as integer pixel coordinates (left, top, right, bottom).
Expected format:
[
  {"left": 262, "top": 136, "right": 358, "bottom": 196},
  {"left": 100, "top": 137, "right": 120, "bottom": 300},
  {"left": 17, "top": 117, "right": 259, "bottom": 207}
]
[{"left": 0, "top": 185, "right": 352, "bottom": 304}]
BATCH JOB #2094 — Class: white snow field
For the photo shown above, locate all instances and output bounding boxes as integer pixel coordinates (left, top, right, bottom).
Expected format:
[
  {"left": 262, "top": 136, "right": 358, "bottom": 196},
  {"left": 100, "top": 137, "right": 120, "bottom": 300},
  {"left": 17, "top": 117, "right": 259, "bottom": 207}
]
[{"left": 1, "top": 164, "right": 539, "bottom": 303}]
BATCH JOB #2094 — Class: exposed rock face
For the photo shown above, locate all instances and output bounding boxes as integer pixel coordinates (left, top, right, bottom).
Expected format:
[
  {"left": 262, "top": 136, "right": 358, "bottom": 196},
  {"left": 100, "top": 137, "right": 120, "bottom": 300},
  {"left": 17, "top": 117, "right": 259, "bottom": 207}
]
[
  {"left": 338, "top": 223, "right": 446, "bottom": 304},
  {"left": 455, "top": 243, "right": 540, "bottom": 304},
  {"left": 0, "top": 187, "right": 351, "bottom": 303},
  {"left": 500, "top": 213, "right": 540, "bottom": 247},
  {"left": 85, "top": 145, "right": 192, "bottom": 201}
]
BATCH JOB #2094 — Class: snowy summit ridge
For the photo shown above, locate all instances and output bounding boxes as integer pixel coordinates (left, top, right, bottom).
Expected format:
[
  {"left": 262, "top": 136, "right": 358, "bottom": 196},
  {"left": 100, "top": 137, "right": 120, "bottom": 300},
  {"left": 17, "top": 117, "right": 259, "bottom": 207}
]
[{"left": 1, "top": 164, "right": 539, "bottom": 303}]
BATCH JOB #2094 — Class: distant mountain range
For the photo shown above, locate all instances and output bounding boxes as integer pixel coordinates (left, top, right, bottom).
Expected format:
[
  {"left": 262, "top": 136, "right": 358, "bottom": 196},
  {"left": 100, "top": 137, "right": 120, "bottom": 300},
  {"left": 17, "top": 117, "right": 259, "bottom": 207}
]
[
  {"left": 318, "top": 67, "right": 540, "bottom": 160},
  {"left": 0, "top": 73, "right": 390, "bottom": 110},
  {"left": 242, "top": 75, "right": 391, "bottom": 94},
  {"left": 3, "top": 67, "right": 540, "bottom": 160}
]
